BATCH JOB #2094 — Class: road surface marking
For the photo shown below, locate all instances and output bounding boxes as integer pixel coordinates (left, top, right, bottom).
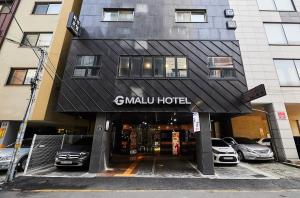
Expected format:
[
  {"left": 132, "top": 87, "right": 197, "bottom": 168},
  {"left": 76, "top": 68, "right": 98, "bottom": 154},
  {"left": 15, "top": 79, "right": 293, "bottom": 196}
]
[{"left": 115, "top": 155, "right": 143, "bottom": 176}]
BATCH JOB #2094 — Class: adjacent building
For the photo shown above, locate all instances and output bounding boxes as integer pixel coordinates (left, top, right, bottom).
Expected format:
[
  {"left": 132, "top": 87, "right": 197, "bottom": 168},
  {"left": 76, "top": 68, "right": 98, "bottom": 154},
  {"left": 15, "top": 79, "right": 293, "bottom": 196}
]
[
  {"left": 0, "top": 0, "right": 20, "bottom": 49},
  {"left": 229, "top": 0, "right": 300, "bottom": 160},
  {"left": 0, "top": 0, "right": 86, "bottom": 148}
]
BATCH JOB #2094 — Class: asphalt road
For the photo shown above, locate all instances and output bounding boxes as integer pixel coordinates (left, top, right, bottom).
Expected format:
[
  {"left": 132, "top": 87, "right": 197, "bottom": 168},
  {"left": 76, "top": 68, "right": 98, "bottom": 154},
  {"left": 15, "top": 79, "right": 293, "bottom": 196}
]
[
  {"left": 1, "top": 155, "right": 299, "bottom": 198},
  {"left": 0, "top": 190, "right": 300, "bottom": 198}
]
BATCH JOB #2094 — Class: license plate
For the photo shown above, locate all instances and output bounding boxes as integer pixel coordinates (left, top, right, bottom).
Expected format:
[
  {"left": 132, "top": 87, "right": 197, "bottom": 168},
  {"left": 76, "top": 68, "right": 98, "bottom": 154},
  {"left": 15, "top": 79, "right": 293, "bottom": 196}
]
[
  {"left": 60, "top": 161, "right": 72, "bottom": 164},
  {"left": 223, "top": 157, "right": 233, "bottom": 160}
]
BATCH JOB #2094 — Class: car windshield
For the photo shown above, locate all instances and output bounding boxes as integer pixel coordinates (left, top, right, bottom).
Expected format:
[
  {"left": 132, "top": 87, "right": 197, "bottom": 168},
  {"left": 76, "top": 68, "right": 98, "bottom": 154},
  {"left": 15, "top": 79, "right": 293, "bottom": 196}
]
[
  {"left": 5, "top": 139, "right": 32, "bottom": 148},
  {"left": 5, "top": 143, "right": 15, "bottom": 148},
  {"left": 262, "top": 138, "right": 270, "bottom": 143},
  {"left": 212, "top": 139, "right": 229, "bottom": 147},
  {"left": 235, "top": 138, "right": 257, "bottom": 144}
]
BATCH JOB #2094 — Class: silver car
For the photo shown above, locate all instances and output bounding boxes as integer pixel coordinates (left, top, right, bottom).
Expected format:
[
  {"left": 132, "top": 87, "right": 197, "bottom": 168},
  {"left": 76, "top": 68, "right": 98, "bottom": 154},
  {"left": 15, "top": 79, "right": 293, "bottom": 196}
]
[
  {"left": 223, "top": 137, "right": 274, "bottom": 161},
  {"left": 0, "top": 139, "right": 32, "bottom": 171}
]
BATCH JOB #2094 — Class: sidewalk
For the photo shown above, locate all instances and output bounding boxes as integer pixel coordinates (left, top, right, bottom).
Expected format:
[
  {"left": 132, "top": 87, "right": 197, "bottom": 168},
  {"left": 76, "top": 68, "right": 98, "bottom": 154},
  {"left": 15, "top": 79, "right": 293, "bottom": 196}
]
[{"left": 2, "top": 176, "right": 300, "bottom": 191}]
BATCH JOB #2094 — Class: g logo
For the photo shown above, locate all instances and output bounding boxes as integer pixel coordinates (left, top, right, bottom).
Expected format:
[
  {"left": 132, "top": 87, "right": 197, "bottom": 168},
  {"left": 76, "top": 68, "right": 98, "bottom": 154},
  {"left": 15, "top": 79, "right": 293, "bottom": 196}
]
[{"left": 113, "top": 96, "right": 124, "bottom": 106}]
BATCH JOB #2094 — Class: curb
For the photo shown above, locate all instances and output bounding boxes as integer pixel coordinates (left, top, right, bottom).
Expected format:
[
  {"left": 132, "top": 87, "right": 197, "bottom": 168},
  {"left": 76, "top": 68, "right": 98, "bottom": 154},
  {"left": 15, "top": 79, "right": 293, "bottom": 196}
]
[{"left": 282, "top": 162, "right": 300, "bottom": 169}]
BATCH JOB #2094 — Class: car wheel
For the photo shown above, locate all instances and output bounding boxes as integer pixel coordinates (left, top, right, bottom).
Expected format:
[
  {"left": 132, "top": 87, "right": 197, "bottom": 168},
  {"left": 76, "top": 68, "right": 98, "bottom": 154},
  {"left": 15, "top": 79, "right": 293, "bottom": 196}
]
[
  {"left": 237, "top": 151, "right": 244, "bottom": 161},
  {"left": 17, "top": 156, "right": 28, "bottom": 172}
]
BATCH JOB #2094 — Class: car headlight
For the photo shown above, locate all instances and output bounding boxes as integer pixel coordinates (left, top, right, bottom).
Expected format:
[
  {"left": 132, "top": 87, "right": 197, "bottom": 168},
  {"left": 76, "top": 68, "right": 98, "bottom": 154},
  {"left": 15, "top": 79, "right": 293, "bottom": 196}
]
[
  {"left": 212, "top": 148, "right": 222, "bottom": 154},
  {"left": 79, "top": 152, "right": 89, "bottom": 158},
  {"left": 1, "top": 155, "right": 12, "bottom": 161},
  {"left": 242, "top": 147, "right": 256, "bottom": 153}
]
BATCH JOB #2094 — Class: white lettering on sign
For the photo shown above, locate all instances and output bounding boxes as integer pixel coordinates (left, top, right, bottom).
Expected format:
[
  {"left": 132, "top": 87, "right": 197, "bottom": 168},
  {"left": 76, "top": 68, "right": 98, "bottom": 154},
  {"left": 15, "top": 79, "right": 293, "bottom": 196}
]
[
  {"left": 113, "top": 96, "right": 191, "bottom": 106},
  {"left": 193, "top": 112, "right": 200, "bottom": 132}
]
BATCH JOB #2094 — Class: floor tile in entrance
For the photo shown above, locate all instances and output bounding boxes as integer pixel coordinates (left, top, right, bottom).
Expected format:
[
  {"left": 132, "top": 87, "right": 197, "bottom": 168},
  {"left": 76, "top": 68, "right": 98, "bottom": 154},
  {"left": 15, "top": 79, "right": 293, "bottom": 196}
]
[{"left": 99, "top": 154, "right": 203, "bottom": 178}]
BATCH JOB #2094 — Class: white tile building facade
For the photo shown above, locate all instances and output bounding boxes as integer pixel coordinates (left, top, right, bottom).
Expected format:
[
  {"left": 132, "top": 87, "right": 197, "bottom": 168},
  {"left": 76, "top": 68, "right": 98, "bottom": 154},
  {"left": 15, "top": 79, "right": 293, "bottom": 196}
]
[{"left": 229, "top": 0, "right": 300, "bottom": 160}]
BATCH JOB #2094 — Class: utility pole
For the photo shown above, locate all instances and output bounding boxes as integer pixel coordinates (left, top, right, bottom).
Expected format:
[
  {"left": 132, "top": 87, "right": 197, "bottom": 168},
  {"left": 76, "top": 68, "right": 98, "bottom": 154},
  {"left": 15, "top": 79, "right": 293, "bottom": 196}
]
[{"left": 6, "top": 48, "right": 46, "bottom": 182}]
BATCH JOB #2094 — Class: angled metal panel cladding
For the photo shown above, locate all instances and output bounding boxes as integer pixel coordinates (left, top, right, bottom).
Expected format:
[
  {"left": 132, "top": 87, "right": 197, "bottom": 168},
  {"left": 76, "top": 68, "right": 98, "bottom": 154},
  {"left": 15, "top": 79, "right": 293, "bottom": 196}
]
[{"left": 57, "top": 39, "right": 251, "bottom": 114}]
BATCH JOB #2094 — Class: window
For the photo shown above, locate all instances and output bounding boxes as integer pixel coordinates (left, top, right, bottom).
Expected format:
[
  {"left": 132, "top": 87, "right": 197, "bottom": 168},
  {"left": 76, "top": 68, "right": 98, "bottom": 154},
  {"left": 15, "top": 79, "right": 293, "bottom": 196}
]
[
  {"left": 21, "top": 32, "right": 53, "bottom": 47},
  {"left": 33, "top": 2, "right": 62, "bottom": 15},
  {"left": 73, "top": 56, "right": 101, "bottom": 77},
  {"left": 7, "top": 68, "right": 36, "bottom": 85},
  {"left": 118, "top": 57, "right": 130, "bottom": 77},
  {"left": 103, "top": 9, "right": 134, "bottom": 21},
  {"left": 208, "top": 57, "right": 236, "bottom": 79},
  {"left": 154, "top": 57, "right": 165, "bottom": 77},
  {"left": 142, "top": 57, "right": 153, "bottom": 77},
  {"left": 175, "top": 10, "right": 207, "bottom": 22},
  {"left": 257, "top": 0, "right": 295, "bottom": 11},
  {"left": 131, "top": 57, "right": 142, "bottom": 77},
  {"left": 0, "top": 2, "right": 12, "bottom": 13},
  {"left": 118, "top": 56, "right": 188, "bottom": 78},
  {"left": 274, "top": 59, "right": 300, "bottom": 86},
  {"left": 264, "top": 23, "right": 300, "bottom": 45},
  {"left": 165, "top": 57, "right": 176, "bottom": 77},
  {"left": 177, "top": 57, "right": 188, "bottom": 77}
]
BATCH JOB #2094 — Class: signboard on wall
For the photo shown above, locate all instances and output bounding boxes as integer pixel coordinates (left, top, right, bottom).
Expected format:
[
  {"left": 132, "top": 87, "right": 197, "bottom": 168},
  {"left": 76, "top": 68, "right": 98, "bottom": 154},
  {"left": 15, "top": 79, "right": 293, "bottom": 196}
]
[
  {"left": 67, "top": 12, "right": 81, "bottom": 37},
  {"left": 113, "top": 96, "right": 191, "bottom": 106},
  {"left": 0, "top": 121, "right": 9, "bottom": 139},
  {"left": 193, "top": 112, "right": 200, "bottom": 132},
  {"left": 241, "top": 84, "right": 266, "bottom": 103},
  {"left": 172, "top": 132, "right": 180, "bottom": 155}
]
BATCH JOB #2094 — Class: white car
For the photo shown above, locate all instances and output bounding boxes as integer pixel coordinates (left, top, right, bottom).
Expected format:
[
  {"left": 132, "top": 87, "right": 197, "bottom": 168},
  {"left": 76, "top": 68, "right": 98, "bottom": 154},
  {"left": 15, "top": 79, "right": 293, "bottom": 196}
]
[
  {"left": 212, "top": 138, "right": 239, "bottom": 165},
  {"left": 257, "top": 138, "right": 271, "bottom": 147},
  {"left": 0, "top": 139, "right": 32, "bottom": 171}
]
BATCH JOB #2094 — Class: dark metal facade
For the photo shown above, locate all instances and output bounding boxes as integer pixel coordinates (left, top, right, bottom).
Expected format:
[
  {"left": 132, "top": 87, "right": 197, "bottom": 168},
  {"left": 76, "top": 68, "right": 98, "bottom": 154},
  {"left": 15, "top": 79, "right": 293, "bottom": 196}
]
[{"left": 57, "top": 0, "right": 251, "bottom": 114}]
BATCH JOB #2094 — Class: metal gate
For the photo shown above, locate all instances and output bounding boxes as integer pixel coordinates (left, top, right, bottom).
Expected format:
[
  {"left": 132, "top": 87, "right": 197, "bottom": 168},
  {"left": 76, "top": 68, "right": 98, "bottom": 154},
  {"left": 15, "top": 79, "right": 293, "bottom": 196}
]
[
  {"left": 24, "top": 135, "right": 64, "bottom": 175},
  {"left": 24, "top": 134, "right": 93, "bottom": 175}
]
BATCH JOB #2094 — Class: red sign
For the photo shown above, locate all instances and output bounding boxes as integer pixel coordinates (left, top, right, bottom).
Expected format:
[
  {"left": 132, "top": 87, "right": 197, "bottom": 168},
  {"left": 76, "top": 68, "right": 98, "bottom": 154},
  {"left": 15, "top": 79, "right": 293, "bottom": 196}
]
[
  {"left": 172, "top": 132, "right": 180, "bottom": 155},
  {"left": 277, "top": 112, "right": 287, "bottom": 120}
]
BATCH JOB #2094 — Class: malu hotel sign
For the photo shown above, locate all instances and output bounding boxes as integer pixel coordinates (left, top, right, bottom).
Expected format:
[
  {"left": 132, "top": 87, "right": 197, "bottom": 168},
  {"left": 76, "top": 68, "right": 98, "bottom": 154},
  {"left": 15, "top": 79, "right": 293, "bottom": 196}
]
[{"left": 113, "top": 96, "right": 191, "bottom": 106}]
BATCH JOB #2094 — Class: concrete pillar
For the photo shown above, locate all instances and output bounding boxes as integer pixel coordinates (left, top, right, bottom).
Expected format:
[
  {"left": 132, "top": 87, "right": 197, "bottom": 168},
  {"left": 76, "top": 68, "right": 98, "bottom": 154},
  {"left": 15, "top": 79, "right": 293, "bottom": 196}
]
[
  {"left": 196, "top": 113, "right": 215, "bottom": 175},
  {"left": 89, "top": 113, "right": 111, "bottom": 173},
  {"left": 266, "top": 103, "right": 299, "bottom": 161}
]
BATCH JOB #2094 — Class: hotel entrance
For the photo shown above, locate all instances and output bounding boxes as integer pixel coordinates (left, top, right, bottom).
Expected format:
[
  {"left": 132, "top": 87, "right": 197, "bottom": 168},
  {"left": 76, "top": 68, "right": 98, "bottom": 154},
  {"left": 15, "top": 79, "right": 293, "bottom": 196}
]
[
  {"left": 96, "top": 112, "right": 201, "bottom": 177},
  {"left": 111, "top": 112, "right": 195, "bottom": 157},
  {"left": 88, "top": 112, "right": 240, "bottom": 176}
]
